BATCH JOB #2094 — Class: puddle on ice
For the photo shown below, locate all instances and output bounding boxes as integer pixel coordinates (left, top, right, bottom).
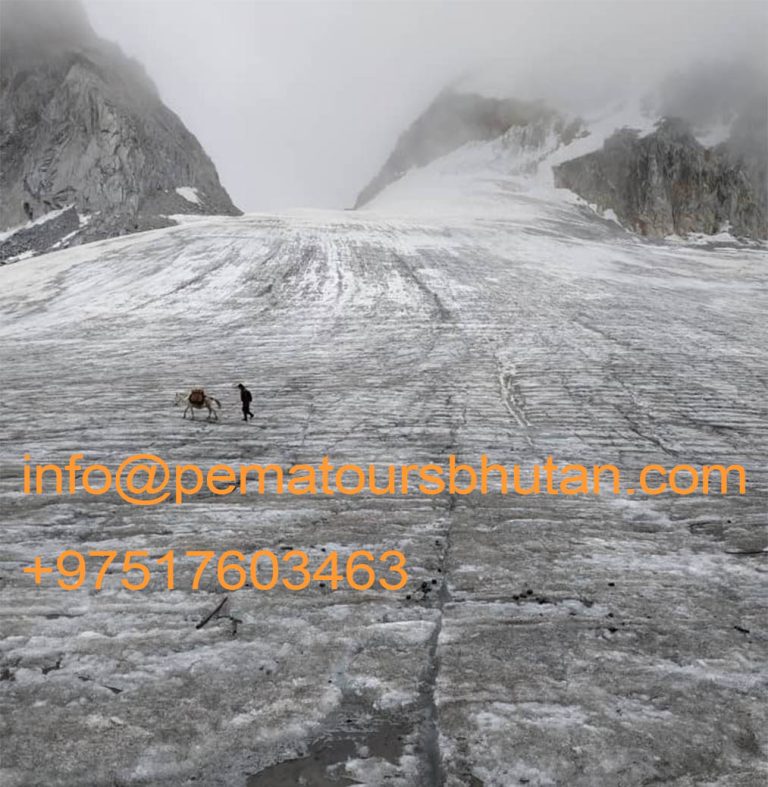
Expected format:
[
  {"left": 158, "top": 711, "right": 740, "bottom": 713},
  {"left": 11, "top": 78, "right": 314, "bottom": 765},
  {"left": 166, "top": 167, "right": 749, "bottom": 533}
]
[{"left": 247, "top": 717, "right": 410, "bottom": 786}]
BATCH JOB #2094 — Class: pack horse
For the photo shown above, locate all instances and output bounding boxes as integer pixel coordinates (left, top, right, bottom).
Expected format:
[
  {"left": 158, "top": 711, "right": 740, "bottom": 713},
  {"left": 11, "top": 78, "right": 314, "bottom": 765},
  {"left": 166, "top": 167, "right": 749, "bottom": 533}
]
[{"left": 175, "top": 388, "right": 222, "bottom": 421}]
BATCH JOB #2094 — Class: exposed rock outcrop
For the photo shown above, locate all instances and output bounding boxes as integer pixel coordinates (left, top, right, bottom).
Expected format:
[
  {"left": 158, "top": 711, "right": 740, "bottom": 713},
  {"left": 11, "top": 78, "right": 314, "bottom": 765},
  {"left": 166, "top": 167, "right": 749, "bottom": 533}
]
[
  {"left": 0, "top": 0, "right": 241, "bottom": 261},
  {"left": 0, "top": 206, "right": 80, "bottom": 261},
  {"left": 553, "top": 118, "right": 767, "bottom": 239}
]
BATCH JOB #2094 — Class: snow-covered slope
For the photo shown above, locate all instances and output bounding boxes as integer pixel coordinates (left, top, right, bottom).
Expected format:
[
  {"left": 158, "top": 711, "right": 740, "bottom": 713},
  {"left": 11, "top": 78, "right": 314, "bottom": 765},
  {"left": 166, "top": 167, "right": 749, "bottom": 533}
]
[
  {"left": 357, "top": 65, "right": 768, "bottom": 241},
  {"left": 1, "top": 181, "right": 766, "bottom": 784}
]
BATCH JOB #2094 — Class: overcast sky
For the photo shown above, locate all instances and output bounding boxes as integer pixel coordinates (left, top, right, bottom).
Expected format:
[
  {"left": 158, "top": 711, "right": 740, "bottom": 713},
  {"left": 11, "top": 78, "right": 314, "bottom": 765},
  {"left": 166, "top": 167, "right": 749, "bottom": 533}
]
[{"left": 82, "top": 0, "right": 767, "bottom": 213}]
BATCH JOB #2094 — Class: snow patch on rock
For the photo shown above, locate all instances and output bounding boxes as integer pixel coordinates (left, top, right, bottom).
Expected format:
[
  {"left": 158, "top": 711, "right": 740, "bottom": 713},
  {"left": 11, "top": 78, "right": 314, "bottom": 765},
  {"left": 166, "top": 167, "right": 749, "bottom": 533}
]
[{"left": 175, "top": 187, "right": 202, "bottom": 206}]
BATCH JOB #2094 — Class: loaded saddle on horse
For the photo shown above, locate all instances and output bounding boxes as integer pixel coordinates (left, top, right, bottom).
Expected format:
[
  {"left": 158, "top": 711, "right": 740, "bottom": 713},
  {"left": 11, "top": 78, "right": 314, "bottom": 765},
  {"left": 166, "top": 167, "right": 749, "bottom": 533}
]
[{"left": 175, "top": 388, "right": 222, "bottom": 420}]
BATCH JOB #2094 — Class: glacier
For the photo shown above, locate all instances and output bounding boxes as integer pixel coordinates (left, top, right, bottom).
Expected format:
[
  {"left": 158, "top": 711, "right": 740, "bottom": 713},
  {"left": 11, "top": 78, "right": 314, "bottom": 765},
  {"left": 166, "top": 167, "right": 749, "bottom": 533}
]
[{"left": 0, "top": 148, "right": 766, "bottom": 786}]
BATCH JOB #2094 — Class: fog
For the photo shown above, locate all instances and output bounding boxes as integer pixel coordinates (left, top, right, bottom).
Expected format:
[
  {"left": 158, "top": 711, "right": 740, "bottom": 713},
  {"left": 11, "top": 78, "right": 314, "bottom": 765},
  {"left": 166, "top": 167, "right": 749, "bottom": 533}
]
[{"left": 81, "top": 0, "right": 767, "bottom": 212}]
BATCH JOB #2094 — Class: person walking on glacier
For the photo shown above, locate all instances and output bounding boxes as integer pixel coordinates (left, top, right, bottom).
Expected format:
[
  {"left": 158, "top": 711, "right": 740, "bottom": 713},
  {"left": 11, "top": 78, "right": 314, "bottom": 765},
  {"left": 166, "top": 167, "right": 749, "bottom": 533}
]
[{"left": 237, "top": 383, "right": 254, "bottom": 421}]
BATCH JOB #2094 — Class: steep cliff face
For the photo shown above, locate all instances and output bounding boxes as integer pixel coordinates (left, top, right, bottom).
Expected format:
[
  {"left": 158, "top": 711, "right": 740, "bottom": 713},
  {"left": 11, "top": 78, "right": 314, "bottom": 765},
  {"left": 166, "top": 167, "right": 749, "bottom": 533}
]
[
  {"left": 0, "top": 0, "right": 240, "bottom": 261},
  {"left": 553, "top": 118, "right": 767, "bottom": 239},
  {"left": 354, "top": 89, "right": 579, "bottom": 208}
]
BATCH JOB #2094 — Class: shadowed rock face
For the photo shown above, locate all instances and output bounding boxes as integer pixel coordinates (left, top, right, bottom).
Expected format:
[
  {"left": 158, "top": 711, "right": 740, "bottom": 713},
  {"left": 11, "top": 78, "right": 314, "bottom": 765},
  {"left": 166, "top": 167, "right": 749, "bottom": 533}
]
[
  {"left": 0, "top": 0, "right": 241, "bottom": 260},
  {"left": 354, "top": 89, "right": 573, "bottom": 208},
  {"left": 553, "top": 118, "right": 768, "bottom": 239}
]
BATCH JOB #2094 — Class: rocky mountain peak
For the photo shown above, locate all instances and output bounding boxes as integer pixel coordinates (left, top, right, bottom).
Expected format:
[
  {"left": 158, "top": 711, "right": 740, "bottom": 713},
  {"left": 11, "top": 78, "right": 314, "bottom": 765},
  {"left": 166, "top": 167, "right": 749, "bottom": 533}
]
[
  {"left": 0, "top": 0, "right": 241, "bottom": 262},
  {"left": 553, "top": 116, "right": 766, "bottom": 238}
]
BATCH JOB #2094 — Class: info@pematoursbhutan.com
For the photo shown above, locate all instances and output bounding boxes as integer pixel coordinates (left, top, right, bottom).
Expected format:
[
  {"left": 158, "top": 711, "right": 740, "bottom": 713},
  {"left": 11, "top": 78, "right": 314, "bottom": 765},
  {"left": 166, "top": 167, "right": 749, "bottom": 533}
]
[{"left": 23, "top": 452, "right": 746, "bottom": 505}]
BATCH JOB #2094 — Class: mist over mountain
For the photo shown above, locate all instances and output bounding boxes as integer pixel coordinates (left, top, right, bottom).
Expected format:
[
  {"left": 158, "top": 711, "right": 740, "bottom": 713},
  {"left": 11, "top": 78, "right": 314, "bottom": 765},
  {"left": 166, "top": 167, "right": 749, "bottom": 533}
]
[
  {"left": 356, "top": 61, "right": 767, "bottom": 240},
  {"left": 1, "top": 0, "right": 765, "bottom": 261},
  {"left": 353, "top": 91, "right": 582, "bottom": 209},
  {"left": 0, "top": 0, "right": 240, "bottom": 262}
]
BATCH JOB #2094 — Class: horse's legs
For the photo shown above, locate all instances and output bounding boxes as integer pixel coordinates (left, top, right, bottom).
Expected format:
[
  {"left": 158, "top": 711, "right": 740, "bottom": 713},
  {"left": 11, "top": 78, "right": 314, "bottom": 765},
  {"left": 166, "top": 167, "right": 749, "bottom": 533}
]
[{"left": 183, "top": 404, "right": 189, "bottom": 419}]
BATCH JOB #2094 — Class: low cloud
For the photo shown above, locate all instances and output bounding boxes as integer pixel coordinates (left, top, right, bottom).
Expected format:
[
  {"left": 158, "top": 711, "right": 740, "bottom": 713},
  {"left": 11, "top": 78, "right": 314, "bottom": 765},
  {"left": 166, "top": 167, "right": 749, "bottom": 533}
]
[{"left": 79, "top": 0, "right": 768, "bottom": 211}]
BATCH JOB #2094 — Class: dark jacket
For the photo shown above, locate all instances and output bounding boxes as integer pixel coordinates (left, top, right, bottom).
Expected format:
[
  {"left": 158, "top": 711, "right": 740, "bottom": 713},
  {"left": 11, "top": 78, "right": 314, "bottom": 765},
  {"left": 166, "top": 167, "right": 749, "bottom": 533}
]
[{"left": 240, "top": 387, "right": 252, "bottom": 405}]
